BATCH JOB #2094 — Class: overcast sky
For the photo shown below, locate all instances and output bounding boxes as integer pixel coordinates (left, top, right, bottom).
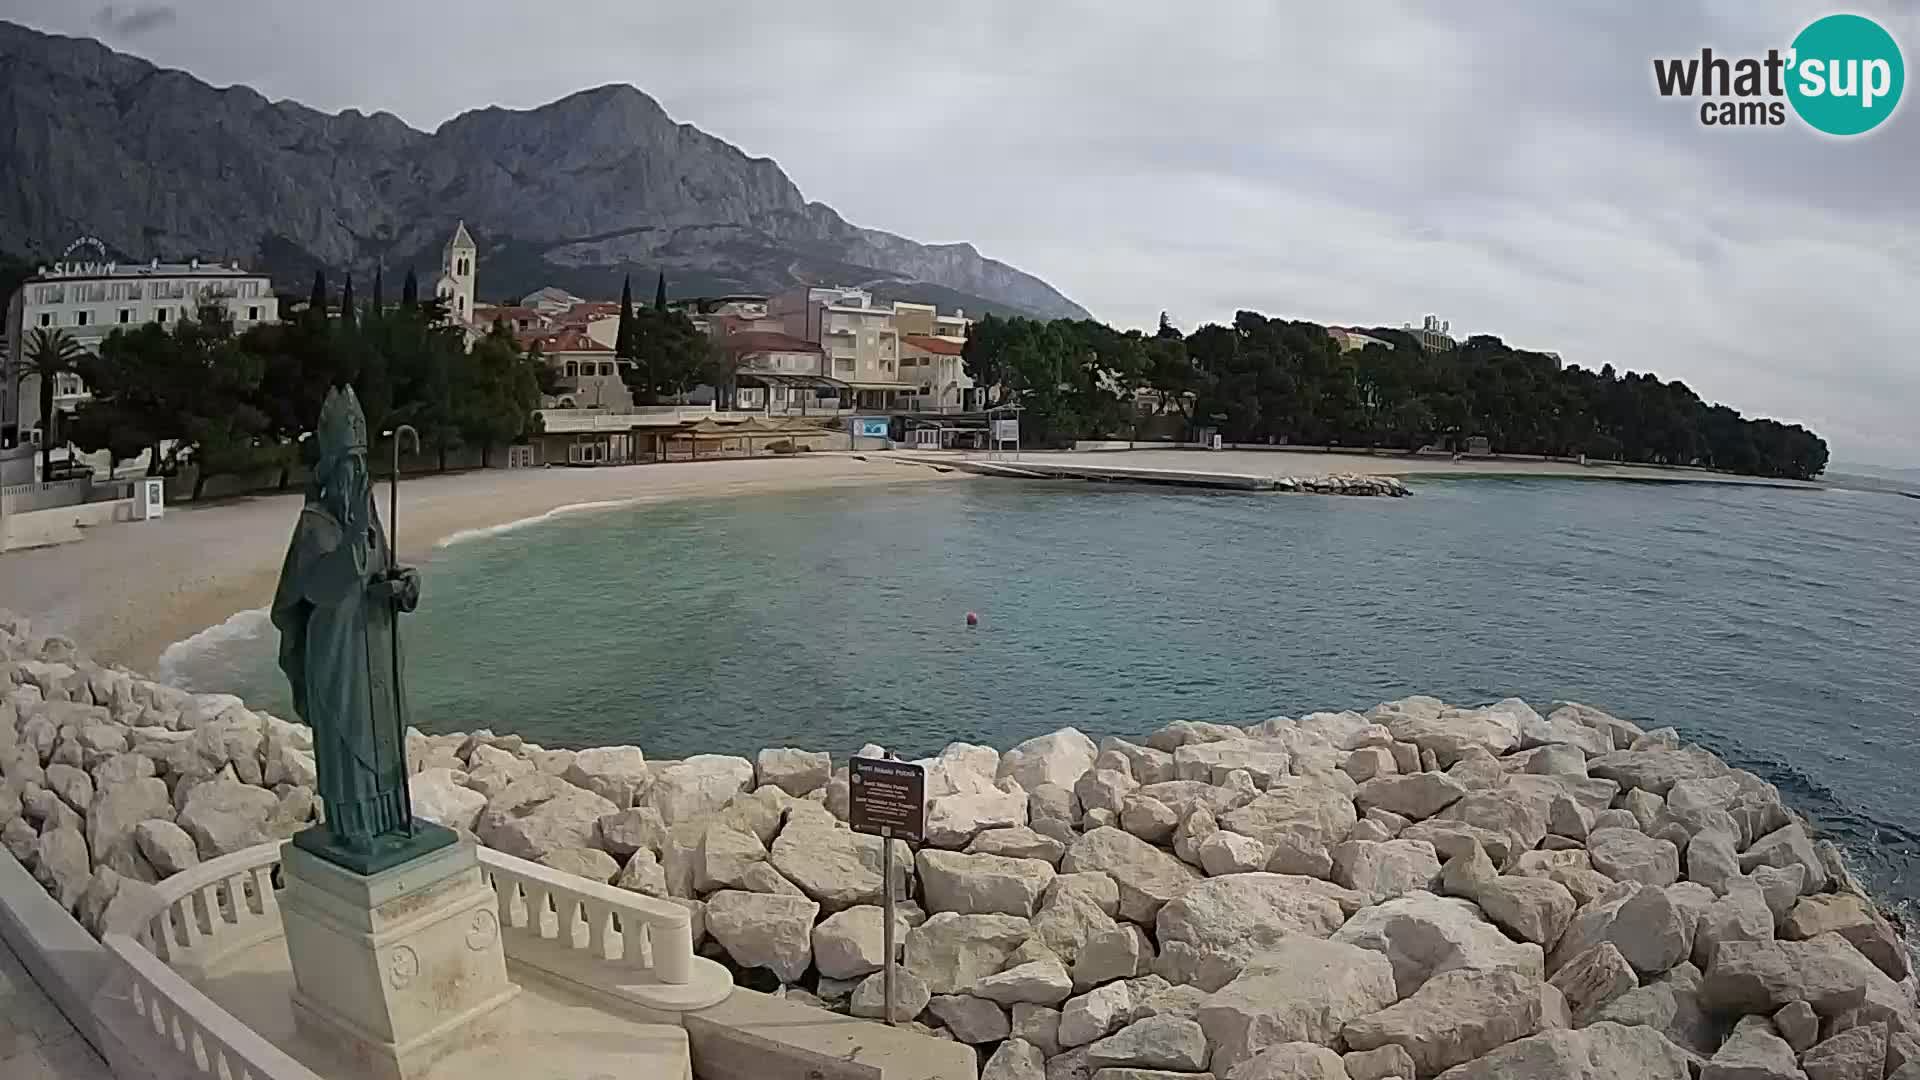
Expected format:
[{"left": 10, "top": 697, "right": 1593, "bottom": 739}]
[{"left": 6, "top": 1, "right": 1918, "bottom": 465}]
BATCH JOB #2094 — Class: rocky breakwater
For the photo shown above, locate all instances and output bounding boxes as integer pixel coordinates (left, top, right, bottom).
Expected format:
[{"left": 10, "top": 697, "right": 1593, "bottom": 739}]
[
  {"left": 1276, "top": 474, "right": 1411, "bottom": 497},
  {"left": 1, "top": 610, "right": 1915, "bottom": 1080}
]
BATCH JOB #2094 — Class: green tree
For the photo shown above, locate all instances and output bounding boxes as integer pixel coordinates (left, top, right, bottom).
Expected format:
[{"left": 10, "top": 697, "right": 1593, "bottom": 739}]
[
  {"left": 455, "top": 322, "right": 543, "bottom": 467},
  {"left": 20, "top": 328, "right": 85, "bottom": 479},
  {"left": 339, "top": 274, "right": 357, "bottom": 336},
  {"left": 615, "top": 275, "right": 637, "bottom": 361},
  {"left": 653, "top": 271, "right": 668, "bottom": 312},
  {"left": 401, "top": 269, "right": 420, "bottom": 309},
  {"left": 307, "top": 271, "right": 327, "bottom": 325}
]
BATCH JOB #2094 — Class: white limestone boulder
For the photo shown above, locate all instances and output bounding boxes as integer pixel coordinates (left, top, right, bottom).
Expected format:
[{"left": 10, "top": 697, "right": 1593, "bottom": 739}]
[
  {"left": 1195, "top": 937, "right": 1397, "bottom": 1073},
  {"left": 1331, "top": 892, "right": 1544, "bottom": 998},
  {"left": 1355, "top": 773, "right": 1467, "bottom": 822},
  {"left": 977, "top": 957, "right": 1074, "bottom": 1005},
  {"left": 1548, "top": 942, "right": 1637, "bottom": 1021},
  {"left": 175, "top": 777, "right": 276, "bottom": 859},
  {"left": 1061, "top": 827, "right": 1203, "bottom": 924},
  {"left": 926, "top": 781, "right": 1030, "bottom": 849},
  {"left": 755, "top": 748, "right": 831, "bottom": 797},
  {"left": 848, "top": 968, "right": 931, "bottom": 1020},
  {"left": 970, "top": 826, "right": 1069, "bottom": 866},
  {"left": 812, "top": 904, "right": 914, "bottom": 980},
  {"left": 1586, "top": 827, "right": 1679, "bottom": 887},
  {"left": 1060, "top": 982, "right": 1136, "bottom": 1048},
  {"left": 1476, "top": 875, "right": 1576, "bottom": 950},
  {"left": 768, "top": 813, "right": 885, "bottom": 911},
  {"left": 86, "top": 775, "right": 172, "bottom": 880},
  {"left": 1086, "top": 1015, "right": 1208, "bottom": 1072},
  {"left": 1000, "top": 728, "right": 1099, "bottom": 793},
  {"left": 1197, "top": 831, "right": 1268, "bottom": 877},
  {"left": 408, "top": 767, "right": 485, "bottom": 832},
  {"left": 1340, "top": 965, "right": 1547, "bottom": 1078},
  {"left": 1332, "top": 839, "right": 1440, "bottom": 904},
  {"left": 705, "top": 889, "right": 819, "bottom": 983},
  {"left": 1220, "top": 779, "right": 1358, "bottom": 854},
  {"left": 904, "top": 912, "right": 1034, "bottom": 995},
  {"left": 133, "top": 819, "right": 198, "bottom": 878},
  {"left": 1156, "top": 873, "right": 1361, "bottom": 984},
  {"left": 562, "top": 745, "right": 650, "bottom": 807},
  {"left": 919, "top": 849, "right": 1056, "bottom": 918},
  {"left": 929, "top": 994, "right": 1011, "bottom": 1043},
  {"left": 475, "top": 775, "right": 619, "bottom": 861},
  {"left": 644, "top": 755, "right": 754, "bottom": 823}
]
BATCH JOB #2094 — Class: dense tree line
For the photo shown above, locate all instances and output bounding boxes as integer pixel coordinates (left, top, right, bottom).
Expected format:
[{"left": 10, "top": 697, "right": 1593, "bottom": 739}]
[
  {"left": 963, "top": 310, "right": 1828, "bottom": 480},
  {"left": 613, "top": 272, "right": 725, "bottom": 405},
  {"left": 58, "top": 272, "right": 548, "bottom": 497}
]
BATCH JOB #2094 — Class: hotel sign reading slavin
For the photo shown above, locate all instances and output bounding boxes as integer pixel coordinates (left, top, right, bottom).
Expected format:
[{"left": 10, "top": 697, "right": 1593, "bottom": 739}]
[{"left": 848, "top": 757, "right": 925, "bottom": 844}]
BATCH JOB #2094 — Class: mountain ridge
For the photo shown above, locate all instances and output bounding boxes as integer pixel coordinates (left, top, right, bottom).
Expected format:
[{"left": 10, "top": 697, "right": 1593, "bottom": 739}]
[{"left": 0, "top": 20, "right": 1090, "bottom": 319}]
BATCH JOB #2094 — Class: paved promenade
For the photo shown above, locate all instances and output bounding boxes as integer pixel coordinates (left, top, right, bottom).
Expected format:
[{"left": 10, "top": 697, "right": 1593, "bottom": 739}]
[{"left": 0, "top": 935, "right": 109, "bottom": 1079}]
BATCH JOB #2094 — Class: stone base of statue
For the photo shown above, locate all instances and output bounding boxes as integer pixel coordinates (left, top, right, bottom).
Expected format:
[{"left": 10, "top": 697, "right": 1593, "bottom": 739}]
[{"left": 282, "top": 835, "right": 520, "bottom": 1080}]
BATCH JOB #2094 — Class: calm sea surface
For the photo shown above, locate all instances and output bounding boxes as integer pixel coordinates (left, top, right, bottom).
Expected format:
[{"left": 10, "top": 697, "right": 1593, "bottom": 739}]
[{"left": 167, "top": 477, "right": 1920, "bottom": 901}]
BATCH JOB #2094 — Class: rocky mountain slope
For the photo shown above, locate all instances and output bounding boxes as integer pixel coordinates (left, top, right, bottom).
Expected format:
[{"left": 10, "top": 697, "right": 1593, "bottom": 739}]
[{"left": 0, "top": 20, "right": 1088, "bottom": 318}]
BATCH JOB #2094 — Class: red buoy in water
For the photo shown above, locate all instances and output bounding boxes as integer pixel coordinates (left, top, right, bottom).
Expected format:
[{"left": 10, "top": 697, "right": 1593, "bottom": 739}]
[{"left": 966, "top": 612, "right": 979, "bottom": 627}]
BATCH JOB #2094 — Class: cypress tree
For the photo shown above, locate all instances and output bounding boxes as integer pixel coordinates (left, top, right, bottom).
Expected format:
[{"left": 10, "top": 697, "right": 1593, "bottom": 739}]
[
  {"left": 401, "top": 268, "right": 420, "bottom": 308},
  {"left": 308, "top": 270, "right": 327, "bottom": 324},
  {"left": 653, "top": 271, "right": 667, "bottom": 312},
  {"left": 339, "top": 274, "right": 357, "bottom": 334},
  {"left": 369, "top": 267, "right": 385, "bottom": 321},
  {"left": 615, "top": 275, "right": 636, "bottom": 360}
]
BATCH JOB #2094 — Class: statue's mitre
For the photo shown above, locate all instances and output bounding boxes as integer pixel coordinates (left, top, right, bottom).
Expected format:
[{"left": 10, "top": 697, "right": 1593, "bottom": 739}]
[{"left": 317, "top": 385, "right": 369, "bottom": 456}]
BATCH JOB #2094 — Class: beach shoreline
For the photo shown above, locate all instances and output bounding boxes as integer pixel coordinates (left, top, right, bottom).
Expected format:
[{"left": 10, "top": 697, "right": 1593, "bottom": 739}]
[
  {"left": 1, "top": 454, "right": 971, "bottom": 674},
  {"left": 0, "top": 446, "right": 1837, "bottom": 677}
]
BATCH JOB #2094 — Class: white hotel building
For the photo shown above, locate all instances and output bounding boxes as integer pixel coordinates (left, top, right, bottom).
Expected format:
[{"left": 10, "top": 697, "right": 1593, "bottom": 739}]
[{"left": 3, "top": 257, "right": 279, "bottom": 446}]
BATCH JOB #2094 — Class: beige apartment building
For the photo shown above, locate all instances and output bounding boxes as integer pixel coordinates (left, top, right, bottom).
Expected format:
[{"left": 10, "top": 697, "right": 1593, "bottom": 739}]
[{"left": 769, "top": 287, "right": 974, "bottom": 412}]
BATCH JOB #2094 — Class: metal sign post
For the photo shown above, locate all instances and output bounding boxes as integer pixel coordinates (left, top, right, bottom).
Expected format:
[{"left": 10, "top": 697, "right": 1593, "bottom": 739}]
[
  {"left": 881, "top": 823, "right": 895, "bottom": 1025},
  {"left": 849, "top": 755, "right": 925, "bottom": 1028}
]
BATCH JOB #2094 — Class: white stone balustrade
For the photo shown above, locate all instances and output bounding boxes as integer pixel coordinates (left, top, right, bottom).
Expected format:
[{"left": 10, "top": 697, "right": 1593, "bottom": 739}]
[
  {"left": 118, "top": 844, "right": 286, "bottom": 978},
  {"left": 92, "top": 838, "right": 731, "bottom": 1079},
  {"left": 102, "top": 932, "right": 323, "bottom": 1080},
  {"left": 477, "top": 849, "right": 731, "bottom": 1014}
]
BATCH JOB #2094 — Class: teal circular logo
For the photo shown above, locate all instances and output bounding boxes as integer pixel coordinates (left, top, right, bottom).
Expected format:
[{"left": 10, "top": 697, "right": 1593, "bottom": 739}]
[{"left": 1788, "top": 14, "right": 1905, "bottom": 135}]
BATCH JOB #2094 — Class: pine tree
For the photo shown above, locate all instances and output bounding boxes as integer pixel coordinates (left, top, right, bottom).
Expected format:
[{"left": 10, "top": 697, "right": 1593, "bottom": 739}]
[
  {"left": 401, "top": 268, "right": 420, "bottom": 309},
  {"left": 653, "top": 272, "right": 667, "bottom": 312},
  {"left": 615, "top": 275, "right": 636, "bottom": 360},
  {"left": 308, "top": 270, "right": 327, "bottom": 324},
  {"left": 339, "top": 274, "right": 357, "bottom": 334}
]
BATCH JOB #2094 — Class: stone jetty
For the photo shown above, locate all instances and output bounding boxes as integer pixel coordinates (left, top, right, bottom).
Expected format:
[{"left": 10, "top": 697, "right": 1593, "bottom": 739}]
[{"left": 1, "top": 609, "right": 1914, "bottom": 1080}]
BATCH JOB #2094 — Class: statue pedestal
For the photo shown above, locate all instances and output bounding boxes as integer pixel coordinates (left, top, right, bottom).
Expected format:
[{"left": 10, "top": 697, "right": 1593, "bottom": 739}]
[{"left": 282, "top": 839, "right": 519, "bottom": 1080}]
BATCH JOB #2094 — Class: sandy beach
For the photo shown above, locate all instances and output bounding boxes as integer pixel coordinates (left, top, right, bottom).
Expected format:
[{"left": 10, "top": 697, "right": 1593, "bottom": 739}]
[{"left": 0, "top": 454, "right": 969, "bottom": 673}]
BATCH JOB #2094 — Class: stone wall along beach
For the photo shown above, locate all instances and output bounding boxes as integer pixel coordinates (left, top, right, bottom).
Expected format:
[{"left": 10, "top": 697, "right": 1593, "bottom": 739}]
[{"left": 0, "top": 608, "right": 1914, "bottom": 1079}]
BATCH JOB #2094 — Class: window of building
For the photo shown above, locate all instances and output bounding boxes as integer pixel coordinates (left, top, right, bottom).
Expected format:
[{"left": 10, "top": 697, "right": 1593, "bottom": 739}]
[
  {"left": 156, "top": 308, "right": 169, "bottom": 323},
  {"left": 565, "top": 362, "right": 579, "bottom": 379},
  {"left": 37, "top": 313, "right": 52, "bottom": 327},
  {"left": 457, "top": 296, "right": 465, "bottom": 313},
  {"left": 835, "top": 359, "right": 854, "bottom": 372},
  {"left": 118, "top": 308, "right": 133, "bottom": 324},
  {"left": 76, "top": 310, "right": 90, "bottom": 327},
  {"left": 248, "top": 306, "right": 260, "bottom": 321}
]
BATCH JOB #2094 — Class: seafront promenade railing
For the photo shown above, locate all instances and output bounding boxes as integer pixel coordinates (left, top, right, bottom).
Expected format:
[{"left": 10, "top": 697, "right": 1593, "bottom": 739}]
[
  {"left": 102, "top": 933, "right": 325, "bottom": 1080},
  {"left": 92, "top": 837, "right": 729, "bottom": 1078},
  {"left": 479, "top": 849, "right": 694, "bottom": 985}
]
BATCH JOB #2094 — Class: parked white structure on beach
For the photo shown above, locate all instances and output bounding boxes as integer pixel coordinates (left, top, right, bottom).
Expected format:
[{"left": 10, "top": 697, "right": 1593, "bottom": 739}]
[{"left": 3, "top": 254, "right": 279, "bottom": 449}]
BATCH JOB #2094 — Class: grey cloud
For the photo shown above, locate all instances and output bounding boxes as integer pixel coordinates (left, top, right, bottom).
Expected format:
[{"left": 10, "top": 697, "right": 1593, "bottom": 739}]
[
  {"left": 2, "top": 0, "right": 1916, "bottom": 463},
  {"left": 92, "top": 3, "right": 175, "bottom": 37}
]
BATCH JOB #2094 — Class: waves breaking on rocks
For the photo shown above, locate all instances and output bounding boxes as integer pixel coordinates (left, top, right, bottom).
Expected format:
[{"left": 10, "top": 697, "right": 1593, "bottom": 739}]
[{"left": 2, "top": 607, "right": 1916, "bottom": 1079}]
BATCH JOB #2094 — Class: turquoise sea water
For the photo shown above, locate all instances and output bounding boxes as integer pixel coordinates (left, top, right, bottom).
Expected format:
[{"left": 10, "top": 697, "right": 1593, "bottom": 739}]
[{"left": 167, "top": 477, "right": 1920, "bottom": 901}]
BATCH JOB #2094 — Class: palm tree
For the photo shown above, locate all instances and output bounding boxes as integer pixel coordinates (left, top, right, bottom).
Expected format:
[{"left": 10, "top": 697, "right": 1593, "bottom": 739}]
[{"left": 21, "top": 328, "right": 85, "bottom": 481}]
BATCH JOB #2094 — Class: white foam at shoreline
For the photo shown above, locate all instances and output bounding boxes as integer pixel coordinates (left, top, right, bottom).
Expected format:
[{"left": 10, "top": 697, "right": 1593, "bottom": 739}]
[
  {"left": 156, "top": 607, "right": 272, "bottom": 687},
  {"left": 434, "top": 499, "right": 638, "bottom": 548}
]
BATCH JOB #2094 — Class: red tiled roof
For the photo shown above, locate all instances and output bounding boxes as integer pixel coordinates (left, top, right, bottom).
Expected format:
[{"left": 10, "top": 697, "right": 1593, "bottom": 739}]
[
  {"left": 724, "top": 330, "right": 823, "bottom": 355},
  {"left": 903, "top": 334, "right": 964, "bottom": 356},
  {"left": 529, "top": 328, "right": 610, "bottom": 353}
]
